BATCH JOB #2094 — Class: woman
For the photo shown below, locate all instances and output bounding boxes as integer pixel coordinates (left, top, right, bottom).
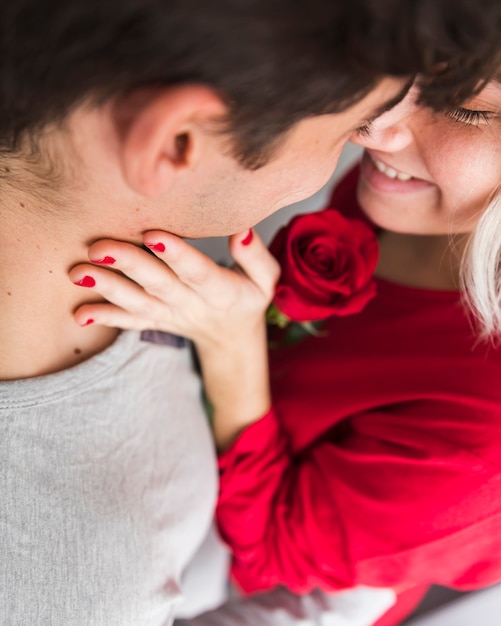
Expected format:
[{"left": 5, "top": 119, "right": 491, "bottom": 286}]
[{"left": 71, "top": 76, "right": 501, "bottom": 625}]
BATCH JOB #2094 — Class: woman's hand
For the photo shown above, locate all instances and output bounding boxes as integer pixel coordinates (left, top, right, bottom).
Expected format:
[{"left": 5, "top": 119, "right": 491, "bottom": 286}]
[
  {"left": 70, "top": 228, "right": 280, "bottom": 449},
  {"left": 70, "top": 229, "right": 278, "bottom": 346}
]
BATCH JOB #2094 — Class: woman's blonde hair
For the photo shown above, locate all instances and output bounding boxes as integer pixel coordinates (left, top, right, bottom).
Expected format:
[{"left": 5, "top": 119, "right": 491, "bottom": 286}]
[{"left": 461, "top": 190, "right": 501, "bottom": 339}]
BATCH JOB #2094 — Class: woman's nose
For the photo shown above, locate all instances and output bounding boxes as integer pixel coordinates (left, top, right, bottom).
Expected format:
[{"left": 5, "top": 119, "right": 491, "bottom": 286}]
[
  {"left": 351, "top": 87, "right": 418, "bottom": 152},
  {"left": 352, "top": 117, "right": 413, "bottom": 152}
]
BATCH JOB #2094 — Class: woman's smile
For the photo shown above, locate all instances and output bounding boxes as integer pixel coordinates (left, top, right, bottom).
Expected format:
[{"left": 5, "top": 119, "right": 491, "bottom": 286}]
[{"left": 359, "top": 150, "right": 433, "bottom": 194}]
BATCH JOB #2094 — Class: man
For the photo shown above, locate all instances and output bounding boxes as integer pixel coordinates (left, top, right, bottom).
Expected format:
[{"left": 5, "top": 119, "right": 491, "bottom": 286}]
[{"left": 0, "top": 1, "right": 500, "bottom": 625}]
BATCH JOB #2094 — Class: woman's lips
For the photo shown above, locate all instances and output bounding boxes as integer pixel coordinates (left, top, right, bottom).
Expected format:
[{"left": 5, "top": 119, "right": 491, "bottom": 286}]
[{"left": 360, "top": 150, "right": 433, "bottom": 194}]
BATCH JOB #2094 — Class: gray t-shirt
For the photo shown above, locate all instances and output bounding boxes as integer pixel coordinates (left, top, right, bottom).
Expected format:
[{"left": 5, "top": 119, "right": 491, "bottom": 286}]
[
  {"left": 0, "top": 330, "right": 396, "bottom": 626},
  {"left": 0, "top": 331, "right": 217, "bottom": 626}
]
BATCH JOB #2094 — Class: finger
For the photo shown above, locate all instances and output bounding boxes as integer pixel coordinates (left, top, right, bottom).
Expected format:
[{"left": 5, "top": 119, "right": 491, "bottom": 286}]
[
  {"left": 87, "top": 238, "right": 186, "bottom": 302},
  {"left": 229, "top": 229, "right": 281, "bottom": 300},
  {"left": 86, "top": 239, "right": 146, "bottom": 267},
  {"left": 69, "top": 263, "right": 175, "bottom": 326},
  {"left": 142, "top": 230, "right": 240, "bottom": 302},
  {"left": 74, "top": 302, "right": 154, "bottom": 331}
]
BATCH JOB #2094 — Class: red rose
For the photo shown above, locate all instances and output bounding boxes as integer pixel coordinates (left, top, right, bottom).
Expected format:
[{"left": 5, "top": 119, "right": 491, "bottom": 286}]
[{"left": 268, "top": 208, "right": 378, "bottom": 322}]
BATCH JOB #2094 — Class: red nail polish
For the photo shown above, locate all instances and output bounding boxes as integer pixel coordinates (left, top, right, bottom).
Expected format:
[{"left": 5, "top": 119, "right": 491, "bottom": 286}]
[
  {"left": 241, "top": 229, "right": 253, "bottom": 246},
  {"left": 83, "top": 318, "right": 94, "bottom": 326},
  {"left": 74, "top": 276, "right": 96, "bottom": 288},
  {"left": 92, "top": 256, "right": 115, "bottom": 265},
  {"left": 145, "top": 243, "right": 166, "bottom": 253}
]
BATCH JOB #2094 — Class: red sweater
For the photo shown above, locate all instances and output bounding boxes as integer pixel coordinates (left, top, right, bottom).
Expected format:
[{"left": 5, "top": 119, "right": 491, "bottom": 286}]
[{"left": 216, "top": 167, "right": 501, "bottom": 597}]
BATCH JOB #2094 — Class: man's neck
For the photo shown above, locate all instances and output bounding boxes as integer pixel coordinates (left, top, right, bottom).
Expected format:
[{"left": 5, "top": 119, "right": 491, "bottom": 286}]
[{"left": 0, "top": 199, "right": 118, "bottom": 381}]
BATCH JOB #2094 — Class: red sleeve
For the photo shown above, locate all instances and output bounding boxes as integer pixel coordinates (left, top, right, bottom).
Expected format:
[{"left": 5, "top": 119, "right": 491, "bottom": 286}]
[{"left": 216, "top": 407, "right": 501, "bottom": 595}]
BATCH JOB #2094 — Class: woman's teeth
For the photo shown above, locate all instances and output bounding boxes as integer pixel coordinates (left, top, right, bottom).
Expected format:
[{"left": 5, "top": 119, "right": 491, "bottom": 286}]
[{"left": 373, "top": 157, "right": 413, "bottom": 181}]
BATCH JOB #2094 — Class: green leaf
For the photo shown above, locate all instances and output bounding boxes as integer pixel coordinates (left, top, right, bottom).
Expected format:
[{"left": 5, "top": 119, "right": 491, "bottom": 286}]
[{"left": 266, "top": 303, "right": 291, "bottom": 328}]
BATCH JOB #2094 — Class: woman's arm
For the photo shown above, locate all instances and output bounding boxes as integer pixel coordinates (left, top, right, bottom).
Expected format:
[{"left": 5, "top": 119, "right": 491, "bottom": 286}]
[
  {"left": 69, "top": 229, "right": 279, "bottom": 449},
  {"left": 214, "top": 405, "right": 501, "bottom": 595}
]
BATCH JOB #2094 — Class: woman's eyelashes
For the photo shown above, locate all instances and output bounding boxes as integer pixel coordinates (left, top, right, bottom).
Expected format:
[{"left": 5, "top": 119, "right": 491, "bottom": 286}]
[
  {"left": 444, "top": 107, "right": 492, "bottom": 127},
  {"left": 356, "top": 106, "right": 495, "bottom": 137},
  {"left": 356, "top": 122, "right": 373, "bottom": 137}
]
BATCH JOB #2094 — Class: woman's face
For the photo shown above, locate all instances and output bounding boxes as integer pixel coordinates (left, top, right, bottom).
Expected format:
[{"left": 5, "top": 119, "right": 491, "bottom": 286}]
[{"left": 351, "top": 78, "right": 501, "bottom": 235}]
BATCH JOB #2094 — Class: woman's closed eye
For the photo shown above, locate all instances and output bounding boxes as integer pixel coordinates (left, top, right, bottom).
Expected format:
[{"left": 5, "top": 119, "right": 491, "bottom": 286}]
[{"left": 444, "top": 106, "right": 493, "bottom": 127}]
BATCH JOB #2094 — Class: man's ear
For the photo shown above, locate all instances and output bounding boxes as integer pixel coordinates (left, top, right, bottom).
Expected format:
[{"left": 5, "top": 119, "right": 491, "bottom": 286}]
[{"left": 114, "top": 85, "right": 228, "bottom": 197}]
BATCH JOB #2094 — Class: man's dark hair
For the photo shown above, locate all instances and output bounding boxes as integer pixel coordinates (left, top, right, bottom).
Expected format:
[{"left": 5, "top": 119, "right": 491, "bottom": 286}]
[{"left": 1, "top": 0, "right": 500, "bottom": 168}]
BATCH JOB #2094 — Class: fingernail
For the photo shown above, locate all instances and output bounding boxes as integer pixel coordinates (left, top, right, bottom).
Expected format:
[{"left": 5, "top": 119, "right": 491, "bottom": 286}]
[
  {"left": 92, "top": 256, "right": 115, "bottom": 265},
  {"left": 74, "top": 276, "right": 96, "bottom": 288},
  {"left": 145, "top": 243, "right": 166, "bottom": 253},
  {"left": 82, "top": 318, "right": 94, "bottom": 326},
  {"left": 241, "top": 229, "right": 253, "bottom": 246}
]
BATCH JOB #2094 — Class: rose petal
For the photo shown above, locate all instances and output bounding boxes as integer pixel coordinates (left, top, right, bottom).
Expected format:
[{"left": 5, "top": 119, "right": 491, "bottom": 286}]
[{"left": 268, "top": 208, "right": 379, "bottom": 322}]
